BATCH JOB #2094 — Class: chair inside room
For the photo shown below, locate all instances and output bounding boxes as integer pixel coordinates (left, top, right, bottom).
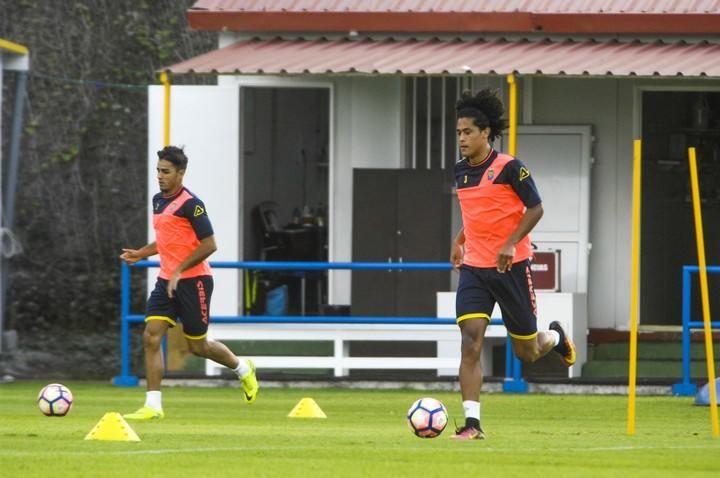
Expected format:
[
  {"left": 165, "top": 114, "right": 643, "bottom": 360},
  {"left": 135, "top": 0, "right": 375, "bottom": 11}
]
[
  {"left": 252, "top": 200, "right": 326, "bottom": 315},
  {"left": 254, "top": 200, "right": 284, "bottom": 261},
  {"left": 254, "top": 200, "right": 322, "bottom": 262}
]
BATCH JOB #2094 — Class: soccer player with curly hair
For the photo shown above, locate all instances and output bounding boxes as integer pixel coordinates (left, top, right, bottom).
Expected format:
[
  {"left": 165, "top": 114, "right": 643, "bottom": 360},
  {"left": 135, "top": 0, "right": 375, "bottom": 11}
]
[{"left": 450, "top": 90, "right": 575, "bottom": 440}]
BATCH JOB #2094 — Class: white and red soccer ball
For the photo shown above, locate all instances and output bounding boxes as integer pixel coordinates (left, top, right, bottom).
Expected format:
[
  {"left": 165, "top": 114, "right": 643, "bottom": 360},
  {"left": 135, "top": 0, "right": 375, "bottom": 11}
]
[
  {"left": 407, "top": 397, "right": 448, "bottom": 438},
  {"left": 37, "top": 383, "right": 73, "bottom": 417}
]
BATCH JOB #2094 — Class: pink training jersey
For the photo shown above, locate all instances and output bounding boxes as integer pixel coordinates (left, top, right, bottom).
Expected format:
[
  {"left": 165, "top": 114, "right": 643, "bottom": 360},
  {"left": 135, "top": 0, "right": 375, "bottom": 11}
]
[
  {"left": 455, "top": 151, "right": 539, "bottom": 268},
  {"left": 153, "top": 188, "right": 213, "bottom": 280}
]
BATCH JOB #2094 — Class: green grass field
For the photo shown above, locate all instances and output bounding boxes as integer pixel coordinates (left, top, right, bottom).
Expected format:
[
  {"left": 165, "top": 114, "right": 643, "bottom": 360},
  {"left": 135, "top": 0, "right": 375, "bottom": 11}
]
[{"left": 1, "top": 381, "right": 719, "bottom": 477}]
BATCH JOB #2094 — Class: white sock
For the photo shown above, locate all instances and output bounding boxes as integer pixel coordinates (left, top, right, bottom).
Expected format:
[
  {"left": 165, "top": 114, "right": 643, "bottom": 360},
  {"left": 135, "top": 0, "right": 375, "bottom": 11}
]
[
  {"left": 233, "top": 357, "right": 251, "bottom": 377},
  {"left": 462, "top": 400, "right": 480, "bottom": 420},
  {"left": 547, "top": 330, "right": 561, "bottom": 347},
  {"left": 145, "top": 391, "right": 162, "bottom": 410}
]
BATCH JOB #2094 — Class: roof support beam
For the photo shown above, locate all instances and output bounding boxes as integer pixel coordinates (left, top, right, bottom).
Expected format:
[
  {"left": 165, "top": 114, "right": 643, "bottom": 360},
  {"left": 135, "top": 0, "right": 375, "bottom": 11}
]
[{"left": 187, "top": 11, "right": 720, "bottom": 35}]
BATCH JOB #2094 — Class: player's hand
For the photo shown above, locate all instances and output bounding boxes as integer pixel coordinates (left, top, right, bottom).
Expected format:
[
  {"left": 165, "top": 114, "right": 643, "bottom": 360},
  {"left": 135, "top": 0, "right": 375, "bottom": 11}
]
[
  {"left": 496, "top": 244, "right": 515, "bottom": 273},
  {"left": 120, "top": 248, "right": 142, "bottom": 265},
  {"left": 167, "top": 272, "right": 181, "bottom": 298},
  {"left": 450, "top": 242, "right": 464, "bottom": 271}
]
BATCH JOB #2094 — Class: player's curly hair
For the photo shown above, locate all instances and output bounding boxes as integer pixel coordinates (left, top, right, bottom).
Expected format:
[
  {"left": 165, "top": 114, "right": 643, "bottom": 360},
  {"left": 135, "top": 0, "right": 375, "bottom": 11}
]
[
  {"left": 157, "top": 145, "right": 188, "bottom": 170},
  {"left": 455, "top": 89, "right": 507, "bottom": 142}
]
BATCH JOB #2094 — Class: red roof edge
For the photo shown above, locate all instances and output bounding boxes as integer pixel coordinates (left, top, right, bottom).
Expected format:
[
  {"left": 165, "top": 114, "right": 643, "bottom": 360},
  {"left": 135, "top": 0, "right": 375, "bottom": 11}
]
[
  {"left": 187, "top": 12, "right": 531, "bottom": 33},
  {"left": 535, "top": 13, "right": 720, "bottom": 34},
  {"left": 187, "top": 10, "right": 720, "bottom": 34},
  {"left": 187, "top": 10, "right": 532, "bottom": 33}
]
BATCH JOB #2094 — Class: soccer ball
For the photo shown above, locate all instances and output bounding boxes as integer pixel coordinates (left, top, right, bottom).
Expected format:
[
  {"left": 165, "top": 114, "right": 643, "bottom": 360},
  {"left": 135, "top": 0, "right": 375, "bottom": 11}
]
[
  {"left": 37, "top": 383, "right": 73, "bottom": 417},
  {"left": 407, "top": 397, "right": 448, "bottom": 438}
]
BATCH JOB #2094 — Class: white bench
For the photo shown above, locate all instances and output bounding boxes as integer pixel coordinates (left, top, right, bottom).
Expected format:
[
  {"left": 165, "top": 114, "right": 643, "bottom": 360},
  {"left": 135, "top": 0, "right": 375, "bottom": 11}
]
[
  {"left": 204, "top": 292, "right": 586, "bottom": 379},
  {"left": 205, "top": 320, "right": 474, "bottom": 377}
]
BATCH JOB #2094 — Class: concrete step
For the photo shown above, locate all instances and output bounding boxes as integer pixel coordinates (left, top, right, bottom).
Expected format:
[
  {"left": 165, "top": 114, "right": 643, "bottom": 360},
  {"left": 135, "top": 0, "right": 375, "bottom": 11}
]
[
  {"left": 590, "top": 342, "right": 720, "bottom": 361},
  {"left": 581, "top": 359, "right": 715, "bottom": 379}
]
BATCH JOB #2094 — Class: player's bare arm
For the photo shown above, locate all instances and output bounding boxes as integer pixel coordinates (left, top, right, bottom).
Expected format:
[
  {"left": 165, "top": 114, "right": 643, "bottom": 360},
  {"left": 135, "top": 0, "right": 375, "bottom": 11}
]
[
  {"left": 167, "top": 235, "right": 217, "bottom": 297},
  {"left": 450, "top": 228, "right": 466, "bottom": 271},
  {"left": 120, "top": 242, "right": 158, "bottom": 265},
  {"left": 496, "top": 204, "right": 543, "bottom": 272}
]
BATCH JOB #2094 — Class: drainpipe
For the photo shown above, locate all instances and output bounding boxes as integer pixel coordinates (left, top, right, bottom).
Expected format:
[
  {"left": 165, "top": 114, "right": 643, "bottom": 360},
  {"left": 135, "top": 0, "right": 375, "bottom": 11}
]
[
  {"left": 506, "top": 74, "right": 517, "bottom": 156},
  {"left": 160, "top": 72, "right": 171, "bottom": 146}
]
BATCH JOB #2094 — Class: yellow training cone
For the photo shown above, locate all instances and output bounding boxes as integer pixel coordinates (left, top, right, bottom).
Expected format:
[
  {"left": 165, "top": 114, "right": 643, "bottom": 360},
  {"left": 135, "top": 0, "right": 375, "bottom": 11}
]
[
  {"left": 288, "top": 398, "right": 327, "bottom": 418},
  {"left": 84, "top": 412, "right": 141, "bottom": 441}
]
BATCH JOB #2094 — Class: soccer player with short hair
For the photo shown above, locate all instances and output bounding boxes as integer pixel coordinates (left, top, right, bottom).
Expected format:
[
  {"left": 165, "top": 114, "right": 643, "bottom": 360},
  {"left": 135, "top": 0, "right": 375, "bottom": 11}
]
[
  {"left": 120, "top": 145, "right": 258, "bottom": 420},
  {"left": 449, "top": 90, "right": 576, "bottom": 440}
]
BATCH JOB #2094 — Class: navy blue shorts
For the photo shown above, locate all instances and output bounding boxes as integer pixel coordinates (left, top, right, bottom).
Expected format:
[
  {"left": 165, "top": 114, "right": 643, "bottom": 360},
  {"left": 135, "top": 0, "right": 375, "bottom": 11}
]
[
  {"left": 455, "top": 259, "right": 538, "bottom": 339},
  {"left": 145, "top": 276, "right": 213, "bottom": 339}
]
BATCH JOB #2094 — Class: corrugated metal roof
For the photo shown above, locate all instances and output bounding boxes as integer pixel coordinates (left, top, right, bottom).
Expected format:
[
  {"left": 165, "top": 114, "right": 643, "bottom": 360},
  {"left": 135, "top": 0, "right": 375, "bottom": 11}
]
[
  {"left": 164, "top": 37, "right": 720, "bottom": 77},
  {"left": 191, "top": 0, "right": 720, "bottom": 14}
]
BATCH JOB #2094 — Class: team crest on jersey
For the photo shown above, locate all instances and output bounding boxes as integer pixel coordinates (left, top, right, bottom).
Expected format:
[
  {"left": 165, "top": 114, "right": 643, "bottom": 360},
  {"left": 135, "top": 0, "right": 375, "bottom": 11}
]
[
  {"left": 487, "top": 168, "right": 495, "bottom": 181},
  {"left": 193, "top": 205, "right": 205, "bottom": 217},
  {"left": 519, "top": 167, "right": 531, "bottom": 181}
]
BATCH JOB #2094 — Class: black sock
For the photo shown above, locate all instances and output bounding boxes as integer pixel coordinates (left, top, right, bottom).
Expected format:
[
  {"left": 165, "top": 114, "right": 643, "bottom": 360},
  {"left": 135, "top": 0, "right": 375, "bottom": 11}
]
[{"left": 465, "top": 417, "right": 480, "bottom": 429}]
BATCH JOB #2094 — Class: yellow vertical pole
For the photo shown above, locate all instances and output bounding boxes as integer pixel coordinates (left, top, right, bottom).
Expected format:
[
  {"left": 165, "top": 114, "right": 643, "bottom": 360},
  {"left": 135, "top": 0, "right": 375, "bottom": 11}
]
[
  {"left": 506, "top": 74, "right": 517, "bottom": 156},
  {"left": 627, "top": 139, "right": 641, "bottom": 435},
  {"left": 158, "top": 71, "right": 186, "bottom": 369},
  {"left": 687, "top": 147, "right": 720, "bottom": 437},
  {"left": 160, "top": 72, "right": 171, "bottom": 146}
]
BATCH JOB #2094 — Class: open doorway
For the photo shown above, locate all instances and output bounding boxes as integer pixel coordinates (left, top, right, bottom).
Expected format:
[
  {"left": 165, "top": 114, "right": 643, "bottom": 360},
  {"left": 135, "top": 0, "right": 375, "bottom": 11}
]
[
  {"left": 241, "top": 87, "right": 330, "bottom": 315},
  {"left": 641, "top": 90, "right": 720, "bottom": 325}
]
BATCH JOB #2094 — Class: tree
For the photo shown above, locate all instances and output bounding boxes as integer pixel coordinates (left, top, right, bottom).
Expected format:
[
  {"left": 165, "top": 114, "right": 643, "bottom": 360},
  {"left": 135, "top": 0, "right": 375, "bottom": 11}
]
[{"left": 0, "top": 0, "right": 214, "bottom": 375}]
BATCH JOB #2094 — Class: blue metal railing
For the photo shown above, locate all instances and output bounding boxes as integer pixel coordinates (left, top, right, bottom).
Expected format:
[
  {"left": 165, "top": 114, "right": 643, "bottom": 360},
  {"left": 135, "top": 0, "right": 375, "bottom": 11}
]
[
  {"left": 113, "top": 260, "right": 527, "bottom": 392},
  {"left": 672, "top": 265, "right": 720, "bottom": 396}
]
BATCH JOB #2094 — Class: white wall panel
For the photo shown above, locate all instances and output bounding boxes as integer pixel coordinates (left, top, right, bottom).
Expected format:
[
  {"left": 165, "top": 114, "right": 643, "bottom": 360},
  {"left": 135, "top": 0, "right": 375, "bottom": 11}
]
[
  {"left": 532, "top": 78, "right": 619, "bottom": 329},
  {"left": 331, "top": 76, "right": 404, "bottom": 304},
  {"left": 148, "top": 85, "right": 240, "bottom": 315},
  {"left": 514, "top": 126, "right": 593, "bottom": 295}
]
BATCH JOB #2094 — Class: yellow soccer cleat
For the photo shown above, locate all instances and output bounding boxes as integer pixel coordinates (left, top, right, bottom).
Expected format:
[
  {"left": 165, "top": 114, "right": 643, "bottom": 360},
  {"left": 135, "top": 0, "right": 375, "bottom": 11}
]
[
  {"left": 123, "top": 406, "right": 164, "bottom": 420},
  {"left": 240, "top": 359, "right": 259, "bottom": 404}
]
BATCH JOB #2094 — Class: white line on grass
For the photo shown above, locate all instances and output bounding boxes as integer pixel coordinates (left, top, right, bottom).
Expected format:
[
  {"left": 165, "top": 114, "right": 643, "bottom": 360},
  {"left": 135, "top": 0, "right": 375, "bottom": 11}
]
[{"left": 1, "top": 443, "right": 719, "bottom": 457}]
